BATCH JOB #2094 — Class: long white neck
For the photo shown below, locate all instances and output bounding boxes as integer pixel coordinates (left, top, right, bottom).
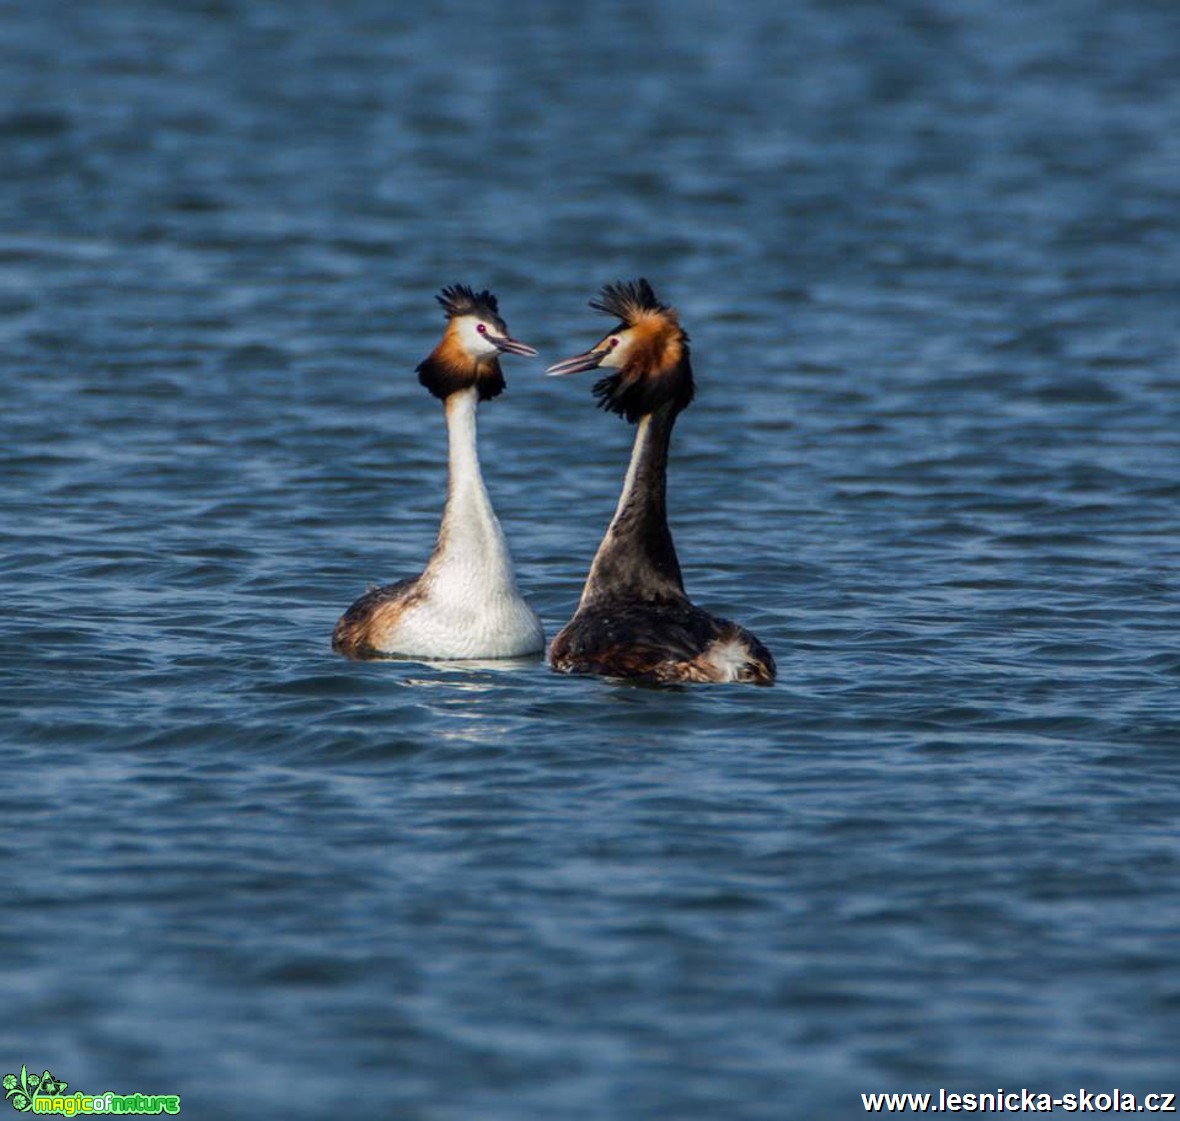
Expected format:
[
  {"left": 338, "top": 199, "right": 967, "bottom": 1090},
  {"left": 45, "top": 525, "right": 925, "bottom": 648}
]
[
  {"left": 425, "top": 387, "right": 517, "bottom": 592},
  {"left": 609, "top": 415, "right": 650, "bottom": 524}
]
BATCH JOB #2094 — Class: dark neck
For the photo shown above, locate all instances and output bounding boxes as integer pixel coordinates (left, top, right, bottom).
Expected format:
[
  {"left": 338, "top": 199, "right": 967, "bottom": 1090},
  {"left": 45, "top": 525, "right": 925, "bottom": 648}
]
[{"left": 580, "top": 401, "right": 685, "bottom": 606}]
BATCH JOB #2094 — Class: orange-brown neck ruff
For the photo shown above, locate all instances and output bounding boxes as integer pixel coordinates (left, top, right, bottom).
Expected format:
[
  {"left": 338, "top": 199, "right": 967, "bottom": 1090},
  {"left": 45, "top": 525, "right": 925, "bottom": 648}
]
[
  {"left": 628, "top": 309, "right": 686, "bottom": 372},
  {"left": 593, "top": 338, "right": 694, "bottom": 424},
  {"left": 417, "top": 327, "right": 506, "bottom": 402}
]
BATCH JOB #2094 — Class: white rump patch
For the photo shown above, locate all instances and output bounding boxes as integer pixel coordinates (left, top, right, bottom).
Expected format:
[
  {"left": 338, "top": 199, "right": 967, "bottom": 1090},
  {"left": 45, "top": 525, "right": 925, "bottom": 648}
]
[{"left": 702, "top": 637, "right": 751, "bottom": 682}]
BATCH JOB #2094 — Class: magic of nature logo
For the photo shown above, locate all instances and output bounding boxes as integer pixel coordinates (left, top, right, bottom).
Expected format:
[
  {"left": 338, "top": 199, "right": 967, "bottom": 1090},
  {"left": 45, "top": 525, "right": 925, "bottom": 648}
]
[{"left": 3, "top": 1067, "right": 179, "bottom": 1115}]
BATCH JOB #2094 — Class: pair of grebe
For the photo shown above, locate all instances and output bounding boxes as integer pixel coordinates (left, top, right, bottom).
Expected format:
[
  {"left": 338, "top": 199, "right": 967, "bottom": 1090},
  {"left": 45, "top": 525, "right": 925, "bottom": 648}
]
[{"left": 332, "top": 279, "right": 776, "bottom": 685}]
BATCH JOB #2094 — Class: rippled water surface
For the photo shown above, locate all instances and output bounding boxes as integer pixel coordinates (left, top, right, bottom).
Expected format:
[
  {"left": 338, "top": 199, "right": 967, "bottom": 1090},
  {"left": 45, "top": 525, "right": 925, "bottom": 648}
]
[{"left": 3, "top": 1, "right": 1179, "bottom": 1116}]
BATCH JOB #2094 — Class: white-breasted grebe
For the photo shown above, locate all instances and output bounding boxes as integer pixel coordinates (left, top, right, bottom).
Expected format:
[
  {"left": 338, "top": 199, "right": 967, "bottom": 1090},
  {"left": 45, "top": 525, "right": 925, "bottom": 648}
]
[
  {"left": 546, "top": 278, "right": 775, "bottom": 685},
  {"left": 333, "top": 284, "right": 545, "bottom": 660}
]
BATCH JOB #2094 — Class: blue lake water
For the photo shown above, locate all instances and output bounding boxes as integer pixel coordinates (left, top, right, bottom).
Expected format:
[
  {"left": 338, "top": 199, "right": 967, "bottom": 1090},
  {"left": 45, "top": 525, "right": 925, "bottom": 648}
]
[{"left": 2, "top": 1, "right": 1179, "bottom": 1116}]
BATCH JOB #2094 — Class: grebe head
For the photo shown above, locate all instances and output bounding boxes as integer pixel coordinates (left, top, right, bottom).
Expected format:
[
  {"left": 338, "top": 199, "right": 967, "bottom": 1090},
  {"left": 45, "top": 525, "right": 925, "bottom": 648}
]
[
  {"left": 546, "top": 278, "right": 694, "bottom": 422},
  {"left": 417, "top": 284, "right": 537, "bottom": 401}
]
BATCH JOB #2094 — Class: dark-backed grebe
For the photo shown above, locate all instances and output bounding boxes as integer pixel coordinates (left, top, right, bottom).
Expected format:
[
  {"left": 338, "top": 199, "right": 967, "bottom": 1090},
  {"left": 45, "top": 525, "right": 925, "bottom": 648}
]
[
  {"left": 333, "top": 284, "right": 545, "bottom": 660},
  {"left": 546, "top": 279, "right": 775, "bottom": 685}
]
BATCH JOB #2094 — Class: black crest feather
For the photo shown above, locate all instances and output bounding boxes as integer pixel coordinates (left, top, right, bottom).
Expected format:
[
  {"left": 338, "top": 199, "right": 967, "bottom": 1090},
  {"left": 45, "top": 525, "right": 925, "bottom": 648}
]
[
  {"left": 436, "top": 283, "right": 500, "bottom": 321},
  {"left": 589, "top": 277, "right": 666, "bottom": 325}
]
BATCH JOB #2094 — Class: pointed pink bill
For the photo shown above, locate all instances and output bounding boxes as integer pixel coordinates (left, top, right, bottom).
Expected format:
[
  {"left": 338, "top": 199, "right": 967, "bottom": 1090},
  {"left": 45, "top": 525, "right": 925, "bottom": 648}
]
[
  {"left": 489, "top": 334, "right": 538, "bottom": 358},
  {"left": 545, "top": 348, "right": 609, "bottom": 377}
]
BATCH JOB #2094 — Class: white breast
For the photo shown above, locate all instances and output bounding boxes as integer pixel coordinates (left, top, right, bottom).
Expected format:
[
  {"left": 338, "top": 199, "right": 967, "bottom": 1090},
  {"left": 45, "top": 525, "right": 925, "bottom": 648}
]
[
  {"left": 389, "top": 580, "right": 545, "bottom": 659},
  {"left": 366, "top": 387, "right": 544, "bottom": 660}
]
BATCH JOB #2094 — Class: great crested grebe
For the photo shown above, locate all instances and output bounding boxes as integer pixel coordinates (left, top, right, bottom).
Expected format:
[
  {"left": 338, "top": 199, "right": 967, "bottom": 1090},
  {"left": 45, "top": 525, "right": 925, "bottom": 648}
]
[
  {"left": 546, "top": 278, "right": 775, "bottom": 685},
  {"left": 332, "top": 284, "right": 545, "bottom": 660}
]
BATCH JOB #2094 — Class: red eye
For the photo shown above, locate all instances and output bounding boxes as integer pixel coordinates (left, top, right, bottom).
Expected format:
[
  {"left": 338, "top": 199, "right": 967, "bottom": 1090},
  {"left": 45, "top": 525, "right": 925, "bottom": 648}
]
[
  {"left": 609, "top": 337, "right": 619, "bottom": 348},
  {"left": 476, "top": 323, "right": 487, "bottom": 334}
]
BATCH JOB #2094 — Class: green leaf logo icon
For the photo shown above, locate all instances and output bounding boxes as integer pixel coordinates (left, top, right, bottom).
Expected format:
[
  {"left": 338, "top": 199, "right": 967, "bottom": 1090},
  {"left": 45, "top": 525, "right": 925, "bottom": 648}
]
[{"left": 3, "top": 1066, "right": 67, "bottom": 1113}]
